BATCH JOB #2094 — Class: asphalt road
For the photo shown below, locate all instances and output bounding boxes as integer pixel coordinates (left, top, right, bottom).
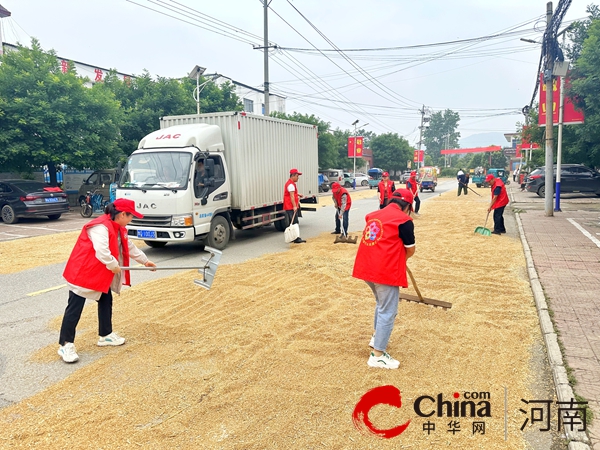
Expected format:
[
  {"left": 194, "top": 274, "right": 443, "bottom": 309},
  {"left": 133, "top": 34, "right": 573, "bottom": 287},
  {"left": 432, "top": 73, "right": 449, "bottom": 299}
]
[{"left": 0, "top": 180, "right": 456, "bottom": 409}]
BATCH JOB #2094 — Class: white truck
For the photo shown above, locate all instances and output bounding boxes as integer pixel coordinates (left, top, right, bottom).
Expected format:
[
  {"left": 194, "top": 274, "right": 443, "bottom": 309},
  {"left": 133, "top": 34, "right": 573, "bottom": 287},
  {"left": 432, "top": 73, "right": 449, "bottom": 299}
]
[{"left": 116, "top": 112, "right": 319, "bottom": 250}]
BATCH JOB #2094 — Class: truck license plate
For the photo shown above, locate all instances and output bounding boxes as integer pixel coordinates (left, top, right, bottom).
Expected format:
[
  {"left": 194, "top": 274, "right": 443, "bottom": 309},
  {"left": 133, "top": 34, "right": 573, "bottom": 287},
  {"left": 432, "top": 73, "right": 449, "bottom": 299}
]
[{"left": 137, "top": 230, "right": 156, "bottom": 239}]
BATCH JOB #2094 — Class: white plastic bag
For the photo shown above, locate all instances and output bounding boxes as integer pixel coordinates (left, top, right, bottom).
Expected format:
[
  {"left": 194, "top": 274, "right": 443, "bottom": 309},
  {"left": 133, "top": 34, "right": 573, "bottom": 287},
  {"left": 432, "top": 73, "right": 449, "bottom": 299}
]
[{"left": 284, "top": 223, "right": 300, "bottom": 243}]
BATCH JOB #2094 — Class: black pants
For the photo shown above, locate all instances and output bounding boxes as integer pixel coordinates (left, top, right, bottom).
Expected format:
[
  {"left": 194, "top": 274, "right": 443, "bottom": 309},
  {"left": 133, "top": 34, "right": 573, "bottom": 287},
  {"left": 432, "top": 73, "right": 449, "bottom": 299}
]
[
  {"left": 414, "top": 196, "right": 421, "bottom": 213},
  {"left": 59, "top": 290, "right": 113, "bottom": 345},
  {"left": 493, "top": 206, "right": 506, "bottom": 233},
  {"left": 334, "top": 209, "right": 349, "bottom": 234},
  {"left": 285, "top": 209, "right": 300, "bottom": 225}
]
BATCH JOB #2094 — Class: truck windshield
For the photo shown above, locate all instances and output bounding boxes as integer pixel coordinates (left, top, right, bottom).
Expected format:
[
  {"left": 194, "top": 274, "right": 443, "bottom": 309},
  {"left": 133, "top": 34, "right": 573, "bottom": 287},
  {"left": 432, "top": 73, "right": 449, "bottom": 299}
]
[{"left": 120, "top": 152, "right": 192, "bottom": 189}]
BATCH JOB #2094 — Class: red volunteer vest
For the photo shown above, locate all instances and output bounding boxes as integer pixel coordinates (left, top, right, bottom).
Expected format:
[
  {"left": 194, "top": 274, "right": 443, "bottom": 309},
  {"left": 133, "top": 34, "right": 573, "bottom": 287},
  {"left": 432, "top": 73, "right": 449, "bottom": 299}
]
[
  {"left": 63, "top": 214, "right": 131, "bottom": 293},
  {"left": 378, "top": 180, "right": 395, "bottom": 205},
  {"left": 332, "top": 187, "right": 352, "bottom": 211},
  {"left": 352, "top": 203, "right": 413, "bottom": 287},
  {"left": 406, "top": 177, "right": 418, "bottom": 197},
  {"left": 283, "top": 179, "right": 299, "bottom": 211},
  {"left": 490, "top": 179, "right": 509, "bottom": 209}
]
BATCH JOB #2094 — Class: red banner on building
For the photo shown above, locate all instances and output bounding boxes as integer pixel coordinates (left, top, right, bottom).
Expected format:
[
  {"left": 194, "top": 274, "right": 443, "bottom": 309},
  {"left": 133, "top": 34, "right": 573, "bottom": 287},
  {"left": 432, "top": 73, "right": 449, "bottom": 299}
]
[
  {"left": 538, "top": 74, "right": 584, "bottom": 126},
  {"left": 348, "top": 136, "right": 364, "bottom": 157},
  {"left": 413, "top": 149, "right": 424, "bottom": 163}
]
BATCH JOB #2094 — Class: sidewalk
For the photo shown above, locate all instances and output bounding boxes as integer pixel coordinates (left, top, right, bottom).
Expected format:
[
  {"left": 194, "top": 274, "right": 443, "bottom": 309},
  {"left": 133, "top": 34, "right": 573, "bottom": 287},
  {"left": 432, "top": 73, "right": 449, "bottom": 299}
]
[{"left": 510, "top": 183, "right": 600, "bottom": 449}]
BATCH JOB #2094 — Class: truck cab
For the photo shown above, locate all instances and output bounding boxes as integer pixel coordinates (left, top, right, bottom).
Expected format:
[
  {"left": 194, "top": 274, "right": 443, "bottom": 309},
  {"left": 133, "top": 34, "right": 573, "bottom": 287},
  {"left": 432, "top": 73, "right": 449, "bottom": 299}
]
[
  {"left": 118, "top": 124, "right": 232, "bottom": 249},
  {"left": 368, "top": 168, "right": 383, "bottom": 189}
]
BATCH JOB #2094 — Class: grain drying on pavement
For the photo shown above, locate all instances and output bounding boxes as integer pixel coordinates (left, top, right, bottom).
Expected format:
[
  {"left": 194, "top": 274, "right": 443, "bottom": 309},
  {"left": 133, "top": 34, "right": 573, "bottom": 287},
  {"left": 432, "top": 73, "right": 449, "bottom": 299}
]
[{"left": 0, "top": 188, "right": 544, "bottom": 449}]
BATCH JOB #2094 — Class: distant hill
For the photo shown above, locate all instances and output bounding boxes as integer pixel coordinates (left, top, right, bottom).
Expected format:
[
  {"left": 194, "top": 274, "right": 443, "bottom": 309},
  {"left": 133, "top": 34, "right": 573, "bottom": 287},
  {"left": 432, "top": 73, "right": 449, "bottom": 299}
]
[{"left": 459, "top": 132, "right": 507, "bottom": 149}]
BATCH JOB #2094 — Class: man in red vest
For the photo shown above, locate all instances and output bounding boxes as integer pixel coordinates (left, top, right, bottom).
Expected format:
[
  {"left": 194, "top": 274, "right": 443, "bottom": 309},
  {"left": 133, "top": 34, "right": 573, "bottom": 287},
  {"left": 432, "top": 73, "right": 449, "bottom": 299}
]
[
  {"left": 330, "top": 182, "right": 352, "bottom": 235},
  {"left": 377, "top": 171, "right": 396, "bottom": 209},
  {"left": 58, "top": 198, "right": 156, "bottom": 363},
  {"left": 405, "top": 170, "right": 420, "bottom": 216},
  {"left": 283, "top": 168, "right": 306, "bottom": 243},
  {"left": 486, "top": 173, "right": 509, "bottom": 235},
  {"left": 352, "top": 189, "right": 416, "bottom": 369}
]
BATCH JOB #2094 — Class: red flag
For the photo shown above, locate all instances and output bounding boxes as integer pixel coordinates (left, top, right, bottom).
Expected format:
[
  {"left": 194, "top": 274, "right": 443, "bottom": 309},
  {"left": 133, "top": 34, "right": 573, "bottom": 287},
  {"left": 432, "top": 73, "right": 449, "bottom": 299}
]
[{"left": 348, "top": 136, "right": 364, "bottom": 157}]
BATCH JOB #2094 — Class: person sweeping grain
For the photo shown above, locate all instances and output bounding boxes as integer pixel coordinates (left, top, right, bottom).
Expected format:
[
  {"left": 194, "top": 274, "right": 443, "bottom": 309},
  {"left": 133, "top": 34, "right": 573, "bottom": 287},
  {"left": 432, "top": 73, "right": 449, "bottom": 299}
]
[
  {"left": 486, "top": 173, "right": 509, "bottom": 235},
  {"left": 406, "top": 170, "right": 420, "bottom": 216},
  {"left": 377, "top": 171, "right": 395, "bottom": 209},
  {"left": 352, "top": 189, "right": 416, "bottom": 369},
  {"left": 330, "top": 182, "right": 351, "bottom": 235},
  {"left": 58, "top": 199, "right": 156, "bottom": 363}
]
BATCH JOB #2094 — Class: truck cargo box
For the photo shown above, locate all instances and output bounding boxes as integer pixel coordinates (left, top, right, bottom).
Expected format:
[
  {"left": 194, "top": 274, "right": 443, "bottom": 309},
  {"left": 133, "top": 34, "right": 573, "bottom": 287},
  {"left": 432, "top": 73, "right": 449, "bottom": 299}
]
[{"left": 160, "top": 112, "right": 319, "bottom": 211}]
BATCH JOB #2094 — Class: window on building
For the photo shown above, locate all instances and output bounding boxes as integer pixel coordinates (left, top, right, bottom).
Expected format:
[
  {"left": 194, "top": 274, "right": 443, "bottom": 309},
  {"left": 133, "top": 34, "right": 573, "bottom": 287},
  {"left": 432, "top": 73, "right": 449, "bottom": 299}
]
[{"left": 244, "top": 98, "right": 254, "bottom": 113}]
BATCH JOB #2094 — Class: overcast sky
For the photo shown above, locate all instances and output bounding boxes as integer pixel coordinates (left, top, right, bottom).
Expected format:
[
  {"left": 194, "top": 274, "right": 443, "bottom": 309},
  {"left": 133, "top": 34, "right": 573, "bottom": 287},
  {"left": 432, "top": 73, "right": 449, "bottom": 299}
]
[{"left": 0, "top": 0, "right": 594, "bottom": 144}]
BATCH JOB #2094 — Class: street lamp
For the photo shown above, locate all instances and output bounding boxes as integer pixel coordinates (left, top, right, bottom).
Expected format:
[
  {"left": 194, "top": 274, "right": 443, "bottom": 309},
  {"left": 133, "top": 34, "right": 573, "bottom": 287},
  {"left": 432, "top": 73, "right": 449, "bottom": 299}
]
[
  {"left": 352, "top": 120, "right": 369, "bottom": 189},
  {"left": 188, "top": 65, "right": 206, "bottom": 115}
]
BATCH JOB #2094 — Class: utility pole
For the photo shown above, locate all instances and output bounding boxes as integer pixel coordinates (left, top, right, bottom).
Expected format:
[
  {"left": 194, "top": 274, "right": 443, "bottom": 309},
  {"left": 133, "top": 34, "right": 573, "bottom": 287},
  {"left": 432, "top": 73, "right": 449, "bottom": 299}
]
[
  {"left": 544, "top": 1, "right": 554, "bottom": 217},
  {"left": 418, "top": 105, "right": 425, "bottom": 168},
  {"left": 263, "top": 0, "right": 270, "bottom": 116}
]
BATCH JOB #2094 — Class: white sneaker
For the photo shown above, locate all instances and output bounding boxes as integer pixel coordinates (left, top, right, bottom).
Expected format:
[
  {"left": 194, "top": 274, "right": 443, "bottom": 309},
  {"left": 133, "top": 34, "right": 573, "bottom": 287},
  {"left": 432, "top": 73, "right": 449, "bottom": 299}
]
[
  {"left": 369, "top": 334, "right": 375, "bottom": 348},
  {"left": 58, "top": 342, "right": 79, "bottom": 363},
  {"left": 97, "top": 332, "right": 125, "bottom": 347},
  {"left": 367, "top": 351, "right": 400, "bottom": 369}
]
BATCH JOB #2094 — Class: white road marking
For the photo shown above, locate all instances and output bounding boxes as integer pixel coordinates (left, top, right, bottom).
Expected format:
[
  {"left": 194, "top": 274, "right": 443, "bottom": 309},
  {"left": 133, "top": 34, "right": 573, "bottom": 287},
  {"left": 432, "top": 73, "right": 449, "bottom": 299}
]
[
  {"left": 2, "top": 224, "right": 76, "bottom": 232},
  {"left": 0, "top": 232, "right": 28, "bottom": 238},
  {"left": 567, "top": 218, "right": 600, "bottom": 249}
]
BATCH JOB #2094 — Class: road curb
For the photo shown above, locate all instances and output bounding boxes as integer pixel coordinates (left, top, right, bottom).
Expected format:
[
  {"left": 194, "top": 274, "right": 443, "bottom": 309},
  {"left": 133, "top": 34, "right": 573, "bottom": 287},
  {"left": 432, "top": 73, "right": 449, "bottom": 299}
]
[{"left": 513, "top": 202, "right": 591, "bottom": 447}]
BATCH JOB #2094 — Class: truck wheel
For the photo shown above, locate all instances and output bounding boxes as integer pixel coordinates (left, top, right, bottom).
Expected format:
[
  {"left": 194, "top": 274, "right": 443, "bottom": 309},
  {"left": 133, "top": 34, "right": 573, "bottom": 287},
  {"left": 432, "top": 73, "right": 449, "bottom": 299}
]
[
  {"left": 431, "top": 187, "right": 435, "bottom": 192},
  {"left": 206, "top": 215, "right": 230, "bottom": 250},
  {"left": 476, "top": 184, "right": 482, "bottom": 188},
  {"left": 144, "top": 241, "right": 167, "bottom": 248},
  {"left": 419, "top": 187, "right": 423, "bottom": 193},
  {"left": 1, "top": 205, "right": 18, "bottom": 224},
  {"left": 274, "top": 213, "right": 289, "bottom": 232},
  {"left": 369, "top": 185, "right": 373, "bottom": 190}
]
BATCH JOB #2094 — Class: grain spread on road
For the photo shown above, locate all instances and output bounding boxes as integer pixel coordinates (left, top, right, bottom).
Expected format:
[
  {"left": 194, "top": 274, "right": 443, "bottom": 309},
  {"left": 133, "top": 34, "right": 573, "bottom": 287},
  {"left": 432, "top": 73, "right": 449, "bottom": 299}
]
[{"left": 0, "top": 187, "right": 544, "bottom": 449}]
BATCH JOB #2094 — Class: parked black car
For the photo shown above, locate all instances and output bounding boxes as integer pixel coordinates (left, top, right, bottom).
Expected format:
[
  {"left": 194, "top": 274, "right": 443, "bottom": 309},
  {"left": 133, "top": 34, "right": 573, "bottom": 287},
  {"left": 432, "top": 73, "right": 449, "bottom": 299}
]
[
  {"left": 0, "top": 180, "right": 69, "bottom": 224},
  {"left": 525, "top": 164, "right": 600, "bottom": 197}
]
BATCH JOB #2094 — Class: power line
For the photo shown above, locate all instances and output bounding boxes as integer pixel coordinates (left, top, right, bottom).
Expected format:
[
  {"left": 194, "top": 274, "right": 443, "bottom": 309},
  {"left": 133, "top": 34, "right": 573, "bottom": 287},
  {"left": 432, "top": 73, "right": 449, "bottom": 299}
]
[{"left": 126, "top": 0, "right": 262, "bottom": 46}]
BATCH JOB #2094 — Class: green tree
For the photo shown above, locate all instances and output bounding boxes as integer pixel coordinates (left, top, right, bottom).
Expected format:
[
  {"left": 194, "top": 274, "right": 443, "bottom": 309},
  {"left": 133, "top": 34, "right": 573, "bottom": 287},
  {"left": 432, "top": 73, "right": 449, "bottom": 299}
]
[
  {"left": 370, "top": 132, "right": 413, "bottom": 176},
  {"left": 270, "top": 111, "right": 339, "bottom": 169},
  {"left": 568, "top": 15, "right": 600, "bottom": 168},
  {"left": 0, "top": 39, "right": 123, "bottom": 184},
  {"left": 99, "top": 71, "right": 242, "bottom": 157},
  {"left": 422, "top": 110, "right": 461, "bottom": 166}
]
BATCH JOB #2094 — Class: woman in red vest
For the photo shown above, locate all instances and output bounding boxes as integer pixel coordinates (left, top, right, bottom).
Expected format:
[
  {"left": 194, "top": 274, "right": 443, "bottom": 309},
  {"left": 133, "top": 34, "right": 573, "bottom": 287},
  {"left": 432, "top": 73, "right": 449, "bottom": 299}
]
[
  {"left": 58, "top": 198, "right": 156, "bottom": 363},
  {"left": 405, "top": 170, "right": 420, "bottom": 216},
  {"left": 331, "top": 182, "right": 352, "bottom": 235},
  {"left": 486, "top": 173, "right": 509, "bottom": 235},
  {"left": 352, "top": 189, "right": 416, "bottom": 369},
  {"left": 377, "top": 171, "right": 396, "bottom": 209}
]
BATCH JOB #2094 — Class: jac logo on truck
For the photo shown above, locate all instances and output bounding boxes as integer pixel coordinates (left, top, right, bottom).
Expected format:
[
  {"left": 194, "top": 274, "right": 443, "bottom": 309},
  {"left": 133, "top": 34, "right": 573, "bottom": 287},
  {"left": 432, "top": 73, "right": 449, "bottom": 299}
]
[
  {"left": 155, "top": 133, "right": 181, "bottom": 140},
  {"left": 136, "top": 202, "right": 157, "bottom": 209}
]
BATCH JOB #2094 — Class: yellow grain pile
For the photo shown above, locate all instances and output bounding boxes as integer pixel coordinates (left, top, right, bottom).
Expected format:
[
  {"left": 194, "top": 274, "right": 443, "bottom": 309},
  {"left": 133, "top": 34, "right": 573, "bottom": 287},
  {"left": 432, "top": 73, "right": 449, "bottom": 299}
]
[{"left": 0, "top": 189, "right": 543, "bottom": 449}]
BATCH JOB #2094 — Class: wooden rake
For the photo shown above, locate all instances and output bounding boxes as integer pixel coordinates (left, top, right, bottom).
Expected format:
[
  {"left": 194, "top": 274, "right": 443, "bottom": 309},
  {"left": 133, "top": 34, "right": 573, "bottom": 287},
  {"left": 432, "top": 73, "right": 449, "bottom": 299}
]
[{"left": 400, "top": 267, "right": 452, "bottom": 310}]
